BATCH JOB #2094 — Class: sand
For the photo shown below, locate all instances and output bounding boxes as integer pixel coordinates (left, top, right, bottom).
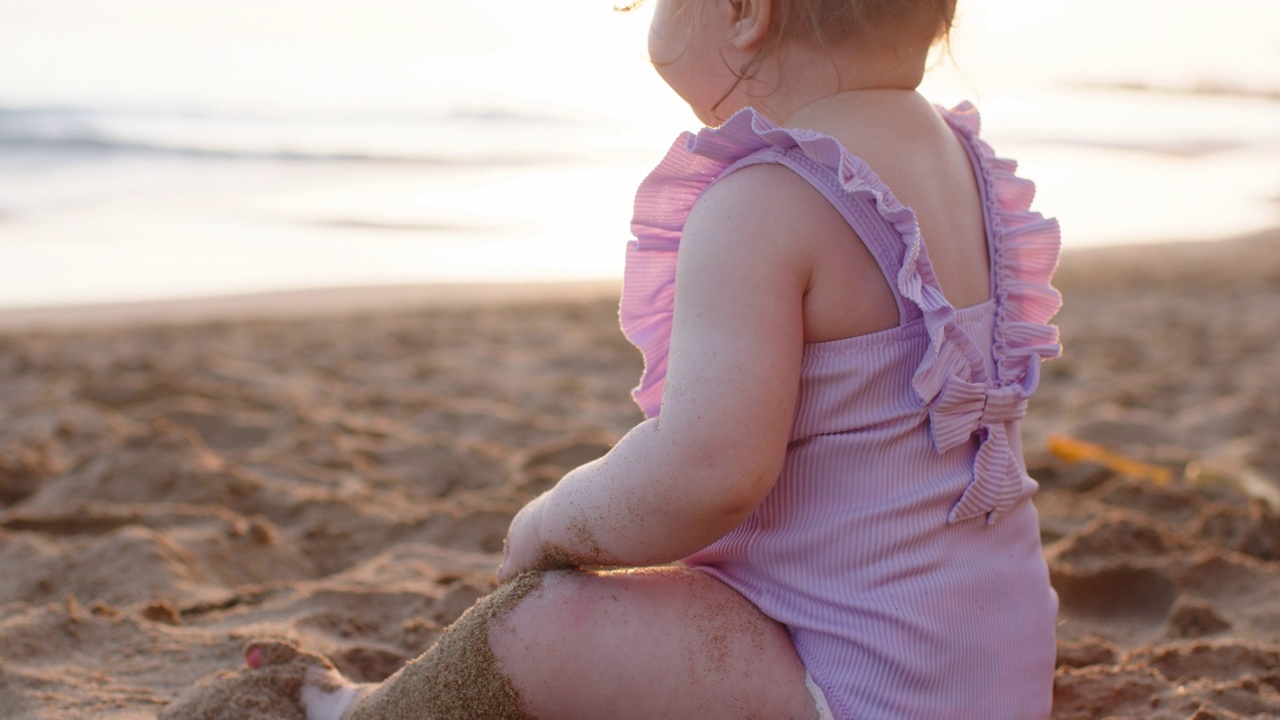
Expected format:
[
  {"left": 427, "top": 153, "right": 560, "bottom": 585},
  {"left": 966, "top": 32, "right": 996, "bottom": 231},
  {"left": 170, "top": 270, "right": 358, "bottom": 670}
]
[{"left": 1, "top": 232, "right": 1278, "bottom": 718}]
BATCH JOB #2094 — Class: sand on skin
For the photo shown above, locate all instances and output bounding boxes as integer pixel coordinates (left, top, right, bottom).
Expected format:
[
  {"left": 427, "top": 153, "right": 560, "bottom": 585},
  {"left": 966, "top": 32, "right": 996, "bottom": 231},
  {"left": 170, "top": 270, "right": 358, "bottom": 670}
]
[{"left": 0, "top": 233, "right": 1278, "bottom": 718}]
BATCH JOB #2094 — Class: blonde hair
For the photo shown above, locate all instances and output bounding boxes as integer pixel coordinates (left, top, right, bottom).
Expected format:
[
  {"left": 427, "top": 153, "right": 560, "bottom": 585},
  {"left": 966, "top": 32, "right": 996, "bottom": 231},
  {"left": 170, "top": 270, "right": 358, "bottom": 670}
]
[
  {"left": 775, "top": 0, "right": 955, "bottom": 46},
  {"left": 623, "top": 0, "right": 956, "bottom": 114},
  {"left": 619, "top": 0, "right": 955, "bottom": 48}
]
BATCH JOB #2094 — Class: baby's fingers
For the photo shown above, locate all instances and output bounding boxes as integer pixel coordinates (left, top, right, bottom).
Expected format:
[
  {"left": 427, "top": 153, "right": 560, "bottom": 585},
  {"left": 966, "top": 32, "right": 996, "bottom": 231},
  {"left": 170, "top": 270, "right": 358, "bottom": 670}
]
[
  {"left": 496, "top": 540, "right": 516, "bottom": 584},
  {"left": 497, "top": 494, "right": 548, "bottom": 583},
  {"left": 496, "top": 537, "right": 540, "bottom": 583}
]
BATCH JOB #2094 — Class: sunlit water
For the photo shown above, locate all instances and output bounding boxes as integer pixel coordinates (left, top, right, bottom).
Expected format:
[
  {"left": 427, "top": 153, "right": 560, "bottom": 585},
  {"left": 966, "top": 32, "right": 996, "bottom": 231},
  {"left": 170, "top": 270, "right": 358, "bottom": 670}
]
[{"left": 1, "top": 0, "right": 1277, "bottom": 308}]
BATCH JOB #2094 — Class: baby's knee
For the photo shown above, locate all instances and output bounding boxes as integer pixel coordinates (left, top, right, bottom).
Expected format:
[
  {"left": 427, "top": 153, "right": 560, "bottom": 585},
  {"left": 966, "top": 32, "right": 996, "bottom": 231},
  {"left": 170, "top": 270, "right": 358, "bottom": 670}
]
[
  {"left": 482, "top": 570, "right": 617, "bottom": 713},
  {"left": 489, "top": 568, "right": 600, "bottom": 642}
]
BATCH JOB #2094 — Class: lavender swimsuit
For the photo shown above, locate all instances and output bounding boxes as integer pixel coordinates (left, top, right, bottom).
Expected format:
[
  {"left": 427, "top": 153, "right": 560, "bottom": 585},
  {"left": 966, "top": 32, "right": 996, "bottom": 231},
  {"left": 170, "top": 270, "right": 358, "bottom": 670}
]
[{"left": 621, "top": 104, "right": 1062, "bottom": 719}]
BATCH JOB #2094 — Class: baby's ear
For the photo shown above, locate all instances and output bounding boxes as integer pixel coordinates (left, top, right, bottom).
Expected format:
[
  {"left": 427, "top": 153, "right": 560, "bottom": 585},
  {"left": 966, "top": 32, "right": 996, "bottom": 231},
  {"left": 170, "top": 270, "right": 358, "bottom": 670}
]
[{"left": 730, "top": 0, "right": 773, "bottom": 50}]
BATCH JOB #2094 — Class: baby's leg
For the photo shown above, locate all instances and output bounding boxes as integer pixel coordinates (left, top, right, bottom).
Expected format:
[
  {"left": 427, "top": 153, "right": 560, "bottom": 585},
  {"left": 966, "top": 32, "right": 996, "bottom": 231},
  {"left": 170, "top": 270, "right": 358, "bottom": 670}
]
[
  {"left": 490, "top": 566, "right": 820, "bottom": 719},
  {"left": 301, "top": 567, "right": 822, "bottom": 720}
]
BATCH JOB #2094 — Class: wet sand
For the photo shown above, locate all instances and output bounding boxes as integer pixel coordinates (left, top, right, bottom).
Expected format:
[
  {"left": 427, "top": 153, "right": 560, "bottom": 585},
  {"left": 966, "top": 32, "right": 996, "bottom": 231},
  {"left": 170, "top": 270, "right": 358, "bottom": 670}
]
[{"left": 1, "top": 232, "right": 1278, "bottom": 718}]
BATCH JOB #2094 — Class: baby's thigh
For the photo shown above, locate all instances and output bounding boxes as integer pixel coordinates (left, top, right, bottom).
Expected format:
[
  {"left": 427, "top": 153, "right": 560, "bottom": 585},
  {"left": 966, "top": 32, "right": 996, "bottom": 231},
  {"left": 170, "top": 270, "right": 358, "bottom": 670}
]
[{"left": 490, "top": 567, "right": 820, "bottom": 720}]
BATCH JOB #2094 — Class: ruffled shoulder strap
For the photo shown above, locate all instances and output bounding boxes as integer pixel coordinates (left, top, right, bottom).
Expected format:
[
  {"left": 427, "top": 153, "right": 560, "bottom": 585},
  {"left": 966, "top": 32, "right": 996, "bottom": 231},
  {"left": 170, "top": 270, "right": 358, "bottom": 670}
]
[
  {"left": 938, "top": 102, "right": 1063, "bottom": 392},
  {"left": 621, "top": 107, "right": 923, "bottom": 419},
  {"left": 916, "top": 102, "right": 1063, "bottom": 524}
]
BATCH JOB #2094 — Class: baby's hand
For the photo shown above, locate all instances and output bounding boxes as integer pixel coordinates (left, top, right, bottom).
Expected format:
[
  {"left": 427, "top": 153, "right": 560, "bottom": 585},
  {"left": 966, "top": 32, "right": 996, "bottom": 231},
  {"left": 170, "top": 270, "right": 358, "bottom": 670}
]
[{"left": 496, "top": 494, "right": 547, "bottom": 584}]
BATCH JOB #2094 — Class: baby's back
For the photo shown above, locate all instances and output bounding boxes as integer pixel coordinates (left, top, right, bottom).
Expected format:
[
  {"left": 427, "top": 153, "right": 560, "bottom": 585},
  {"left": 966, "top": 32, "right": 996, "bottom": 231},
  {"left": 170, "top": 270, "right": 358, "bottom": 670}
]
[{"left": 786, "top": 89, "right": 994, "bottom": 344}]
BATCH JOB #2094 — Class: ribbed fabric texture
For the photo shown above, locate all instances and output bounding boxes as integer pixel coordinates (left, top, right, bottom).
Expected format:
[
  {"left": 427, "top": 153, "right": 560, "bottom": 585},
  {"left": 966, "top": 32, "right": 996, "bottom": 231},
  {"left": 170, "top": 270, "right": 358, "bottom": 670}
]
[{"left": 622, "top": 104, "right": 1062, "bottom": 719}]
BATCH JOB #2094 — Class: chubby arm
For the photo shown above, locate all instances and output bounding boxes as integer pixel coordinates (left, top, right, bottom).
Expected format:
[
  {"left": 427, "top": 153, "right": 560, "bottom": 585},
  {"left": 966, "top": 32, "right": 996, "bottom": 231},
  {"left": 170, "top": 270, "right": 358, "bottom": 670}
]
[{"left": 499, "top": 165, "right": 816, "bottom": 580}]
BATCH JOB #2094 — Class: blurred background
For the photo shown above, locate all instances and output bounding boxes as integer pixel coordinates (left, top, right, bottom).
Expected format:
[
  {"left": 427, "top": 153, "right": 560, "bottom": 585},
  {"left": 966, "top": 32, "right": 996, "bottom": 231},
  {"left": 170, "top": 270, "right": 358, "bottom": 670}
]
[{"left": 1, "top": 0, "right": 1277, "bottom": 309}]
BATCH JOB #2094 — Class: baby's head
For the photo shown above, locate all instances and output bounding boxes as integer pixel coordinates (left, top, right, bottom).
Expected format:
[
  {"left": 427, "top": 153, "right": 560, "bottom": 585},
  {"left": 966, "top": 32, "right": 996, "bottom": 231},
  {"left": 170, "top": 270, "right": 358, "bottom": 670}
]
[{"left": 637, "top": 0, "right": 956, "bottom": 123}]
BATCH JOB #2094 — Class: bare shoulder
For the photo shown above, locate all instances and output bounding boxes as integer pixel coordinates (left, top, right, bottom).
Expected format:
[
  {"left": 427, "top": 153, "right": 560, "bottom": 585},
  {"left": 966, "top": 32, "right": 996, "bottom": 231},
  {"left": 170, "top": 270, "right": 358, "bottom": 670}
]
[
  {"left": 681, "top": 162, "right": 856, "bottom": 284},
  {"left": 682, "top": 158, "right": 899, "bottom": 342}
]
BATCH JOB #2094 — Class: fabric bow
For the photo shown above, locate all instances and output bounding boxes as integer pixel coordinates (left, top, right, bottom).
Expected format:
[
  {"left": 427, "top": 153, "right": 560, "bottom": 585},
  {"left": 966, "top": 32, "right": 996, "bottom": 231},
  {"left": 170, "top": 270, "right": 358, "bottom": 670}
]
[{"left": 929, "top": 377, "right": 1029, "bottom": 525}]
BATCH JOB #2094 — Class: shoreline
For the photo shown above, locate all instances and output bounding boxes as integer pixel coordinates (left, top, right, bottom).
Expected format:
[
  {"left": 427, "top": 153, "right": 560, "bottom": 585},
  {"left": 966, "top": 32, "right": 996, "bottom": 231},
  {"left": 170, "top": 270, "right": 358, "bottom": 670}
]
[
  {"left": 1, "top": 229, "right": 1276, "bottom": 334},
  {"left": 1051, "top": 229, "right": 1280, "bottom": 293},
  {"left": 0, "top": 279, "right": 622, "bottom": 333}
]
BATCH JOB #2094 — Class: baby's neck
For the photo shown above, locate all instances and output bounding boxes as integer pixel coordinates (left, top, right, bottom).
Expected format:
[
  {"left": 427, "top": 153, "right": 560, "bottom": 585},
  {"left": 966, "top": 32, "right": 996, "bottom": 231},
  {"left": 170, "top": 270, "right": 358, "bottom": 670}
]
[
  {"left": 781, "top": 87, "right": 931, "bottom": 131},
  {"left": 746, "top": 36, "right": 931, "bottom": 127}
]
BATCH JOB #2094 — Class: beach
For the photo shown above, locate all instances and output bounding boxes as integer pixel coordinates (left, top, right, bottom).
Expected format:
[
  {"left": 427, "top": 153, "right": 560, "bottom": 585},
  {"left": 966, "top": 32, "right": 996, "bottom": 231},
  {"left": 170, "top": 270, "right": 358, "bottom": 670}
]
[{"left": 1, "top": 233, "right": 1279, "bottom": 718}]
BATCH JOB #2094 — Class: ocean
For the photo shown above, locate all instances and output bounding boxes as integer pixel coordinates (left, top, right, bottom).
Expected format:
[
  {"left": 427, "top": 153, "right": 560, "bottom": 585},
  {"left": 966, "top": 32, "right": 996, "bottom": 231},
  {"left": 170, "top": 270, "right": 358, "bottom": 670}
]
[{"left": 1, "top": 0, "right": 1277, "bottom": 308}]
